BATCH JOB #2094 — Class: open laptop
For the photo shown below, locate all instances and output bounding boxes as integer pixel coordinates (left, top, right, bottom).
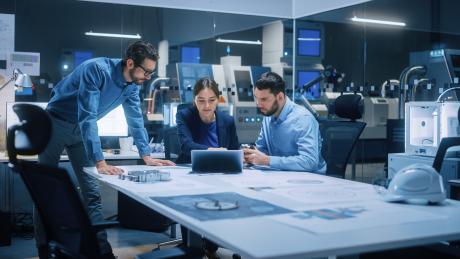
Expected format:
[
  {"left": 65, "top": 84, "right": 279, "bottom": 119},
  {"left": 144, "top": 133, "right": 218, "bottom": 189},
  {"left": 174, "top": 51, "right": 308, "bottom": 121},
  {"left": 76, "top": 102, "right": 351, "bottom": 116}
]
[{"left": 191, "top": 150, "right": 243, "bottom": 174}]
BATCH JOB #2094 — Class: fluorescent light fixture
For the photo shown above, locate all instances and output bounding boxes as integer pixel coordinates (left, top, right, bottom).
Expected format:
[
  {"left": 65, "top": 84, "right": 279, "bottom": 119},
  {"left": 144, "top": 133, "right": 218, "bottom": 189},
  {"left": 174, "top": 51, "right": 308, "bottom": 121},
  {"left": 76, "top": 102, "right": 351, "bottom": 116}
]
[
  {"left": 216, "top": 38, "right": 262, "bottom": 45},
  {"left": 351, "top": 16, "right": 406, "bottom": 27},
  {"left": 85, "top": 31, "right": 142, "bottom": 39},
  {"left": 297, "top": 37, "right": 321, "bottom": 41}
]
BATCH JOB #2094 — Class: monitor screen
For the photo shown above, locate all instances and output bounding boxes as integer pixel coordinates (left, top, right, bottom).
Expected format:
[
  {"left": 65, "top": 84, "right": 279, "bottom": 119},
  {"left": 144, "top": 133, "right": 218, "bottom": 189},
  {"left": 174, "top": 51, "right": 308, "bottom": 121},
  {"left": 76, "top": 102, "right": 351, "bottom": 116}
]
[
  {"left": 181, "top": 46, "right": 200, "bottom": 64},
  {"left": 297, "top": 71, "right": 321, "bottom": 100},
  {"left": 234, "top": 70, "right": 254, "bottom": 102},
  {"left": 195, "top": 65, "right": 212, "bottom": 78},
  {"left": 180, "top": 65, "right": 195, "bottom": 77},
  {"left": 97, "top": 105, "right": 128, "bottom": 137},
  {"left": 451, "top": 55, "right": 460, "bottom": 68},
  {"left": 298, "top": 29, "right": 321, "bottom": 57},
  {"left": 250, "top": 66, "right": 271, "bottom": 84}
]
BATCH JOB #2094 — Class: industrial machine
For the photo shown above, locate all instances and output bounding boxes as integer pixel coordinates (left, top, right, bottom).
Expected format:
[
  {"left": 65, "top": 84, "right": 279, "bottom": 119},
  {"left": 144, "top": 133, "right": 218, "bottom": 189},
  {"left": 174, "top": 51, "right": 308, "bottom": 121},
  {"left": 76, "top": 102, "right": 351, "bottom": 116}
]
[
  {"left": 405, "top": 101, "right": 460, "bottom": 156},
  {"left": 166, "top": 63, "right": 230, "bottom": 106},
  {"left": 227, "top": 66, "right": 265, "bottom": 144}
]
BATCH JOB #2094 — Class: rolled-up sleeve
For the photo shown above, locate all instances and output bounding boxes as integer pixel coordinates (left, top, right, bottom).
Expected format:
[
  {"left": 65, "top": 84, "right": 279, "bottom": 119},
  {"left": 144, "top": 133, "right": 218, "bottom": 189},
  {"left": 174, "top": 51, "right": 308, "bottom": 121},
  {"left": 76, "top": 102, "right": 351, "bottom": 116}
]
[
  {"left": 122, "top": 87, "right": 151, "bottom": 158},
  {"left": 77, "top": 64, "right": 104, "bottom": 162},
  {"left": 269, "top": 117, "right": 324, "bottom": 173}
]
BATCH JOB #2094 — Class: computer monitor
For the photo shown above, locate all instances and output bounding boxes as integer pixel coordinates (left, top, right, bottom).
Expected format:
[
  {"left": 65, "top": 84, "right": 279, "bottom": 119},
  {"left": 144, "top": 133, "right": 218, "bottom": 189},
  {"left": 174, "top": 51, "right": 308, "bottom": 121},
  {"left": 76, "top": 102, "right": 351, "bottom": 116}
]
[
  {"left": 97, "top": 105, "right": 128, "bottom": 137},
  {"left": 297, "top": 70, "right": 321, "bottom": 100},
  {"left": 297, "top": 29, "right": 321, "bottom": 57},
  {"left": 234, "top": 70, "right": 254, "bottom": 102}
]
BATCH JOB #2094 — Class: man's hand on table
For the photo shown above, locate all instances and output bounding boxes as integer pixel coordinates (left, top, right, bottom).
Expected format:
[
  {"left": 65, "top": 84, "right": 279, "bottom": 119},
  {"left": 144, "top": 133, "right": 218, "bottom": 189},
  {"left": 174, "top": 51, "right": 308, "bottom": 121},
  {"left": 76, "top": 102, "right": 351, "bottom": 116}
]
[
  {"left": 143, "top": 156, "right": 176, "bottom": 166},
  {"left": 96, "top": 160, "right": 124, "bottom": 175}
]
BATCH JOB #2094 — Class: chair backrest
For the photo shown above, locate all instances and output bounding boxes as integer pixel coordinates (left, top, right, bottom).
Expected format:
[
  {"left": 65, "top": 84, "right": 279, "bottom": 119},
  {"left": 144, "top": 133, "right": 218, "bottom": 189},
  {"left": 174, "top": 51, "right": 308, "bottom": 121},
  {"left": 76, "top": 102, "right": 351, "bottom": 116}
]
[
  {"left": 13, "top": 162, "right": 101, "bottom": 258},
  {"left": 163, "top": 126, "right": 180, "bottom": 161},
  {"left": 320, "top": 94, "right": 366, "bottom": 178},
  {"left": 320, "top": 120, "right": 366, "bottom": 178},
  {"left": 7, "top": 103, "right": 101, "bottom": 258}
]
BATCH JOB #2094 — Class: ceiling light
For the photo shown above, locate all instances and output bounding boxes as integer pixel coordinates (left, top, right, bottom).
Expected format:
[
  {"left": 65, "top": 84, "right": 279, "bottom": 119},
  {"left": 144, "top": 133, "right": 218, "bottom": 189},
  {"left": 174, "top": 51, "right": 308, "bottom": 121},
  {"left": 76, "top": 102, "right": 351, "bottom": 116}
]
[
  {"left": 216, "top": 38, "right": 262, "bottom": 45},
  {"left": 85, "top": 31, "right": 142, "bottom": 39},
  {"left": 351, "top": 16, "right": 406, "bottom": 27}
]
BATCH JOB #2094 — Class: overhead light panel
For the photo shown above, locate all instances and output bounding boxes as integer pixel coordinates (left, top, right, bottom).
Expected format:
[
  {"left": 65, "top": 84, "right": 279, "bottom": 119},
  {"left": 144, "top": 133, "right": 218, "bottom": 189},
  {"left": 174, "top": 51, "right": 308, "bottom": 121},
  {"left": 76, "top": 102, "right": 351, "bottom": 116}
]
[
  {"left": 85, "top": 31, "right": 142, "bottom": 39},
  {"left": 351, "top": 16, "right": 406, "bottom": 27},
  {"left": 216, "top": 38, "right": 262, "bottom": 45}
]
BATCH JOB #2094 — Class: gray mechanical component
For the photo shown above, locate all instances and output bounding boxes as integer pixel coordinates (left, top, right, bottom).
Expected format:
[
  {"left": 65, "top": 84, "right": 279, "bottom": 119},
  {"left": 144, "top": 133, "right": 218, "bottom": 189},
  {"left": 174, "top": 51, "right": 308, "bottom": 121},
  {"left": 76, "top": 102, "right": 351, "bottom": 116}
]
[{"left": 118, "top": 170, "right": 171, "bottom": 182}]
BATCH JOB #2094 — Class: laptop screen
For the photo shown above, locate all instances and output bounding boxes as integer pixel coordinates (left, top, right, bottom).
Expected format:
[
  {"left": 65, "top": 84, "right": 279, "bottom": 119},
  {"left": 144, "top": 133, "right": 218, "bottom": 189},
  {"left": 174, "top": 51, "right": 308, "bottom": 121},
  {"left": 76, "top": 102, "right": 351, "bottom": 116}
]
[{"left": 191, "top": 150, "right": 243, "bottom": 174}]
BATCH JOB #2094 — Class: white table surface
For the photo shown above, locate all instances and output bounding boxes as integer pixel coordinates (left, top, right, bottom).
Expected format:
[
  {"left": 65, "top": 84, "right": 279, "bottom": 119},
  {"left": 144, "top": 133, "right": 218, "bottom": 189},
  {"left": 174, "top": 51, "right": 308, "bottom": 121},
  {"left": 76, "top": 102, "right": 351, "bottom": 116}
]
[
  {"left": 0, "top": 151, "right": 165, "bottom": 163},
  {"left": 84, "top": 165, "right": 460, "bottom": 259}
]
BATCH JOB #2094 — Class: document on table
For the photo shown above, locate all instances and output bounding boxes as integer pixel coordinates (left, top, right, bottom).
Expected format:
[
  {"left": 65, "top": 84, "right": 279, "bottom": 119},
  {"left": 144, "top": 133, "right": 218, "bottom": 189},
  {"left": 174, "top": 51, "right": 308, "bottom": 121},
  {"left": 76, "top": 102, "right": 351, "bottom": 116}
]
[
  {"left": 263, "top": 184, "right": 380, "bottom": 206},
  {"left": 219, "top": 171, "right": 351, "bottom": 189},
  {"left": 269, "top": 200, "right": 446, "bottom": 234}
]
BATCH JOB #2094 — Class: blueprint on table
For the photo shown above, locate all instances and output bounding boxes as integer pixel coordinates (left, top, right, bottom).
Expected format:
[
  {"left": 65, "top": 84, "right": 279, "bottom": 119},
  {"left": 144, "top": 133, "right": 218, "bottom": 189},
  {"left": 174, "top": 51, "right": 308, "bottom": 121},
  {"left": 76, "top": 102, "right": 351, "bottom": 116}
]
[{"left": 151, "top": 192, "right": 293, "bottom": 221}]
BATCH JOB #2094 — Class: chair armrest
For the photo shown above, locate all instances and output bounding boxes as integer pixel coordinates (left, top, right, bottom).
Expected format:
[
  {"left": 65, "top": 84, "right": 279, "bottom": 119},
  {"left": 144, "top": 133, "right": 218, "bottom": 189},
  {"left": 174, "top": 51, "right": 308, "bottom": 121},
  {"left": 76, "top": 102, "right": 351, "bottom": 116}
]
[{"left": 91, "top": 220, "right": 119, "bottom": 232}]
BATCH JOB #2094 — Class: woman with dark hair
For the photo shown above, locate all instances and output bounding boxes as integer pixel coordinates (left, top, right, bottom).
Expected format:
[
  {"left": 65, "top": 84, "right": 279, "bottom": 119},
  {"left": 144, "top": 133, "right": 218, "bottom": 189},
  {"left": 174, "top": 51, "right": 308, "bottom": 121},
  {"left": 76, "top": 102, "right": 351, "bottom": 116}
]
[{"left": 176, "top": 77, "right": 239, "bottom": 163}]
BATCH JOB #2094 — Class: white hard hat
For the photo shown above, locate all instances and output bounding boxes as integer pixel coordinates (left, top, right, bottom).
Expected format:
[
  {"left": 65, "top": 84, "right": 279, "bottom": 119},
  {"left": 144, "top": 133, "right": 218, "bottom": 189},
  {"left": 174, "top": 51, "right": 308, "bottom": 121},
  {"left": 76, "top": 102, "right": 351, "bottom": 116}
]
[{"left": 384, "top": 163, "right": 446, "bottom": 204}]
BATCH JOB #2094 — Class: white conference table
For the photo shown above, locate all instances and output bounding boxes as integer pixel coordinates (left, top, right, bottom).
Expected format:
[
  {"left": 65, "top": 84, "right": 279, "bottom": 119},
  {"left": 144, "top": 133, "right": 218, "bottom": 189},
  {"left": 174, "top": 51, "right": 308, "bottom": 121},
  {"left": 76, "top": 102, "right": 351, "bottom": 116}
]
[{"left": 84, "top": 165, "right": 460, "bottom": 259}]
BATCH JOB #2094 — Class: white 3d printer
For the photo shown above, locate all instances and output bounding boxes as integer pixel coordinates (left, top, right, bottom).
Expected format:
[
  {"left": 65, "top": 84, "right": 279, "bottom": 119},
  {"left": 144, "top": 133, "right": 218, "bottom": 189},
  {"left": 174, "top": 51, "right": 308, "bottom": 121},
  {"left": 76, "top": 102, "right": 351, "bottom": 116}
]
[{"left": 405, "top": 99, "right": 460, "bottom": 156}]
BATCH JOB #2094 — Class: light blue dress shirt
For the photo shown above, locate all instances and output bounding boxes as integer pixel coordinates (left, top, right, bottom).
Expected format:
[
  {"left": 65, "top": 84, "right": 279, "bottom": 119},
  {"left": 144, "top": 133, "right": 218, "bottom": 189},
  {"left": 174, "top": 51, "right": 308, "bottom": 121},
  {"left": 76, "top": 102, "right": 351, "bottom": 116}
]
[
  {"left": 47, "top": 57, "right": 150, "bottom": 162},
  {"left": 255, "top": 97, "right": 326, "bottom": 173}
]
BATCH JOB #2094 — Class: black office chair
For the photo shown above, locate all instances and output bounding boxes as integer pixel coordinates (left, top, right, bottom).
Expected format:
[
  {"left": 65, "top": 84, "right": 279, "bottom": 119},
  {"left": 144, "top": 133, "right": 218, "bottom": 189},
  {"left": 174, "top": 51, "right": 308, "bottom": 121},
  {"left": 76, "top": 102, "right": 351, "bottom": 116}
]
[
  {"left": 320, "top": 94, "right": 366, "bottom": 178},
  {"left": 7, "top": 103, "right": 201, "bottom": 259},
  {"left": 164, "top": 103, "right": 192, "bottom": 163},
  {"left": 164, "top": 126, "right": 180, "bottom": 162}
]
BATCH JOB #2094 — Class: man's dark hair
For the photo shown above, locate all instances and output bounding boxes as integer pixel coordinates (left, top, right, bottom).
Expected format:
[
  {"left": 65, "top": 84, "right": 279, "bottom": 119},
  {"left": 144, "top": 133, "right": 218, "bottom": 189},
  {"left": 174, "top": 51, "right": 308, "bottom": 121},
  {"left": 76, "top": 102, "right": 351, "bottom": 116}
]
[
  {"left": 193, "top": 77, "right": 220, "bottom": 99},
  {"left": 254, "top": 72, "right": 285, "bottom": 95},
  {"left": 123, "top": 40, "right": 159, "bottom": 66}
]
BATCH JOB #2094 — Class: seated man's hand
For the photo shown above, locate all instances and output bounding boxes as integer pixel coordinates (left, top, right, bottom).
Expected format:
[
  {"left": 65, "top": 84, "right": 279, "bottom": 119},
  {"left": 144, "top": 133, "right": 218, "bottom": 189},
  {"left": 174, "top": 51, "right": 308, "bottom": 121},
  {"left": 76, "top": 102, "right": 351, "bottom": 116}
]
[
  {"left": 243, "top": 148, "right": 270, "bottom": 166},
  {"left": 96, "top": 160, "right": 124, "bottom": 175},
  {"left": 143, "top": 156, "right": 176, "bottom": 166}
]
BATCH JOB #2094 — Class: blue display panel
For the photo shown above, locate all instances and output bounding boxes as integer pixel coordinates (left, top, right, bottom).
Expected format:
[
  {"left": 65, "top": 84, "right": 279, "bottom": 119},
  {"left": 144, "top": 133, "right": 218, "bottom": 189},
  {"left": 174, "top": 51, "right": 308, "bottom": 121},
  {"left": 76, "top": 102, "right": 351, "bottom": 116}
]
[
  {"left": 74, "top": 51, "right": 93, "bottom": 67},
  {"left": 181, "top": 46, "right": 200, "bottom": 64},
  {"left": 297, "top": 29, "right": 321, "bottom": 57},
  {"left": 297, "top": 70, "right": 321, "bottom": 100}
]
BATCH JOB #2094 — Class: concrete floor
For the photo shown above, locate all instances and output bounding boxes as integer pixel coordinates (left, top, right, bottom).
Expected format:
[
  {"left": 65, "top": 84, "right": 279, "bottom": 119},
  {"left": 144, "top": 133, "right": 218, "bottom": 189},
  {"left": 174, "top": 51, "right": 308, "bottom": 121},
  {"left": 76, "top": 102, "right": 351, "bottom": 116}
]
[{"left": 0, "top": 227, "right": 174, "bottom": 259}]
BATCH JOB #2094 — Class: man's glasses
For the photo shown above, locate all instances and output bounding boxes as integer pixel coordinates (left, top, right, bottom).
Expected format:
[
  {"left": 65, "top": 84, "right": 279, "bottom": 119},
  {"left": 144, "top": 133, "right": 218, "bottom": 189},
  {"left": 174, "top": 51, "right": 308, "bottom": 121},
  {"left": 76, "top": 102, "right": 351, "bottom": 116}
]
[{"left": 136, "top": 63, "right": 156, "bottom": 77}]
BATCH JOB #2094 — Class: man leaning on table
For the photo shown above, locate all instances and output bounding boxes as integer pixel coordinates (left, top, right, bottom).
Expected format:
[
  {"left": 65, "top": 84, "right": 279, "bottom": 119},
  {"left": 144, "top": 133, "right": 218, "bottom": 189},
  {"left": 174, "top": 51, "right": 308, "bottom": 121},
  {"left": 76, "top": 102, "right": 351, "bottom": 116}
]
[{"left": 35, "top": 40, "right": 175, "bottom": 259}]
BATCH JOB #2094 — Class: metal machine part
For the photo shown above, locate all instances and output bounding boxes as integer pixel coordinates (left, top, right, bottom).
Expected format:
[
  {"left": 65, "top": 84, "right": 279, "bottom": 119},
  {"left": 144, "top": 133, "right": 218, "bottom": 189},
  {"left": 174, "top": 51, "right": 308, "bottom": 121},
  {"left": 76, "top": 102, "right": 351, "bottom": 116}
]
[
  {"left": 398, "top": 65, "right": 427, "bottom": 119},
  {"left": 227, "top": 66, "right": 265, "bottom": 144},
  {"left": 118, "top": 170, "right": 171, "bottom": 183}
]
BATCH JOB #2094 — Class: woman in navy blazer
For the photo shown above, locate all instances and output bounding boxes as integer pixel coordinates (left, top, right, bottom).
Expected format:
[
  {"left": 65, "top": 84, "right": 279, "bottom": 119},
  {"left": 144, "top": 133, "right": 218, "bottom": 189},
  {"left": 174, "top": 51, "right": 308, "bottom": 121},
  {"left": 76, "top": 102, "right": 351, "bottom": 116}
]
[{"left": 176, "top": 77, "right": 239, "bottom": 164}]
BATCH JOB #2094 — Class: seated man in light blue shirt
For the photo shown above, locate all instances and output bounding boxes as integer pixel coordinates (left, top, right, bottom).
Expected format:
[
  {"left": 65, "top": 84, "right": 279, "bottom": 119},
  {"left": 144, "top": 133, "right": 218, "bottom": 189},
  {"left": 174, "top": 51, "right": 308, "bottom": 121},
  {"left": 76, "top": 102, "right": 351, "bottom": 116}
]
[{"left": 243, "top": 72, "right": 326, "bottom": 173}]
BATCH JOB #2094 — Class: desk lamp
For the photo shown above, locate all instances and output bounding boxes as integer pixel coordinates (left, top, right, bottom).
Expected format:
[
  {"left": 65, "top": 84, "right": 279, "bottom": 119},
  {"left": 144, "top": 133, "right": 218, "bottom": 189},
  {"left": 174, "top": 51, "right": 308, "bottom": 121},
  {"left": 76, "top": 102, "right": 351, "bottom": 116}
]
[{"left": 0, "top": 68, "right": 33, "bottom": 92}]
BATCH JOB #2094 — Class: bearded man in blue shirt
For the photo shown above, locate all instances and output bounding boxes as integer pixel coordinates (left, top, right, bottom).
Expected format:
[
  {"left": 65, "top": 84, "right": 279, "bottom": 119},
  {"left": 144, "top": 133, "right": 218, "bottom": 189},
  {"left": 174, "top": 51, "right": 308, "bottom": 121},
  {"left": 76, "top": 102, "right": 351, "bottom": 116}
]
[
  {"left": 35, "top": 41, "right": 174, "bottom": 259},
  {"left": 243, "top": 72, "right": 326, "bottom": 173}
]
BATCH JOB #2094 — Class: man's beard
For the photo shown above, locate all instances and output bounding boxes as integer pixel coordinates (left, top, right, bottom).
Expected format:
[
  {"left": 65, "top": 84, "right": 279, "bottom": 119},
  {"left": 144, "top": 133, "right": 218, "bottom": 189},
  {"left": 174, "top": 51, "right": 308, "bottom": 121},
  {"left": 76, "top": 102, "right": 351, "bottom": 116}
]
[
  {"left": 128, "top": 68, "right": 144, "bottom": 84},
  {"left": 259, "top": 99, "right": 279, "bottom": 117}
]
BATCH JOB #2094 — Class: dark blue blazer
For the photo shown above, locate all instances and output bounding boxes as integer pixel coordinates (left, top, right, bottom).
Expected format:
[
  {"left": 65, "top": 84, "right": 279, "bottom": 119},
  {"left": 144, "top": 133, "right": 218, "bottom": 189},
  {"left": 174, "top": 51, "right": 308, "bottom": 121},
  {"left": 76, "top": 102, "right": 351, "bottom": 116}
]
[{"left": 176, "top": 106, "right": 239, "bottom": 163}]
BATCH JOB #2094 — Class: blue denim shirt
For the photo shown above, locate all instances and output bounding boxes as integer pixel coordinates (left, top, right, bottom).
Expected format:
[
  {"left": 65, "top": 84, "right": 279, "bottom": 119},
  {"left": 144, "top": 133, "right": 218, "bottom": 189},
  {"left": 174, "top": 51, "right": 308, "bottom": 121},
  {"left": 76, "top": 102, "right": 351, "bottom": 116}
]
[
  {"left": 47, "top": 57, "right": 150, "bottom": 162},
  {"left": 255, "top": 97, "right": 326, "bottom": 173}
]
